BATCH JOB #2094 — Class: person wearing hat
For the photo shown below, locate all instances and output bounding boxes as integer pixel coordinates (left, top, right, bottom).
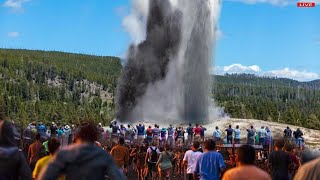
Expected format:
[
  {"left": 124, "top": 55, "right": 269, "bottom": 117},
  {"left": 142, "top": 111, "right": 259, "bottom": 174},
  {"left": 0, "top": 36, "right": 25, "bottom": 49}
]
[
  {"left": 63, "top": 125, "right": 71, "bottom": 146},
  {"left": 160, "top": 127, "right": 167, "bottom": 148}
]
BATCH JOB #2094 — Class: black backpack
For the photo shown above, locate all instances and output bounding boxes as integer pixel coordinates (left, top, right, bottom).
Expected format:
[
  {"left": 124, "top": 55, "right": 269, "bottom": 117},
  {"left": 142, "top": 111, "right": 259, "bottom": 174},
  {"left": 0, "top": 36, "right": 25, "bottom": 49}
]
[{"left": 150, "top": 147, "right": 158, "bottom": 162}]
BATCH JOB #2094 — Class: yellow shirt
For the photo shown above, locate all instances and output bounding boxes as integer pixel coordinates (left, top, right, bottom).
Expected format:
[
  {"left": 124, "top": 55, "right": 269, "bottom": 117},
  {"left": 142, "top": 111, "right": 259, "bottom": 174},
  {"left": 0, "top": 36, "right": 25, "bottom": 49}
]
[{"left": 33, "top": 155, "right": 65, "bottom": 180}]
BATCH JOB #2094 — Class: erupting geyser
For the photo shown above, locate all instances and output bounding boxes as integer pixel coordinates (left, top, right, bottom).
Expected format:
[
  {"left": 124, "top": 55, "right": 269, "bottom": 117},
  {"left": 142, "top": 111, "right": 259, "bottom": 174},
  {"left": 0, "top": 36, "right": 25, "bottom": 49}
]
[{"left": 116, "top": 0, "right": 220, "bottom": 123}]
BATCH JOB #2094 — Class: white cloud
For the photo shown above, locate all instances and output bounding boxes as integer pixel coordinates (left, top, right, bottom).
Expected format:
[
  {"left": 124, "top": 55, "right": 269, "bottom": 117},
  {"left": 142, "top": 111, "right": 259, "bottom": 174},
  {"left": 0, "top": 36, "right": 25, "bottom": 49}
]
[
  {"left": 121, "top": 0, "right": 149, "bottom": 44},
  {"left": 7, "top": 31, "right": 20, "bottom": 38},
  {"left": 225, "top": 0, "right": 294, "bottom": 6},
  {"left": 214, "top": 64, "right": 319, "bottom": 81},
  {"left": 3, "top": 0, "right": 30, "bottom": 11},
  {"left": 265, "top": 68, "right": 319, "bottom": 81},
  {"left": 218, "top": 64, "right": 261, "bottom": 74}
]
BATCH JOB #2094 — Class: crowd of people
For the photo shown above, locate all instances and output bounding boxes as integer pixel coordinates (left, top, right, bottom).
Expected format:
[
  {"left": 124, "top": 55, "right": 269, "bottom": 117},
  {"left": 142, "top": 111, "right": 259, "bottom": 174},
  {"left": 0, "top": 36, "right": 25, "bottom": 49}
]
[{"left": 0, "top": 116, "right": 319, "bottom": 180}]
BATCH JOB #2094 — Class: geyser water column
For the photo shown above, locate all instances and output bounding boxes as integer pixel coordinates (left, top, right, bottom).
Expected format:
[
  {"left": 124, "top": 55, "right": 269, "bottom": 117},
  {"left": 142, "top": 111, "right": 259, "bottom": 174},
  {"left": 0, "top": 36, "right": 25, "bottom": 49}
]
[
  {"left": 116, "top": 0, "right": 220, "bottom": 123},
  {"left": 180, "top": 0, "right": 214, "bottom": 122}
]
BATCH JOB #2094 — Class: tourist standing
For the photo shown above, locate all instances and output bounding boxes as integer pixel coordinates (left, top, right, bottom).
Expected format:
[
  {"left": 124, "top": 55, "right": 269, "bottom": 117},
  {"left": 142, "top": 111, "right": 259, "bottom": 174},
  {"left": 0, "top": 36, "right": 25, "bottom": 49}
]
[
  {"left": 213, "top": 126, "right": 222, "bottom": 142},
  {"left": 234, "top": 125, "right": 241, "bottom": 144},
  {"left": 146, "top": 126, "right": 153, "bottom": 145},
  {"left": 126, "top": 124, "right": 135, "bottom": 143},
  {"left": 111, "top": 120, "right": 120, "bottom": 143},
  {"left": 266, "top": 126, "right": 272, "bottom": 147},
  {"left": 136, "top": 123, "right": 145, "bottom": 145},
  {"left": 193, "top": 139, "right": 226, "bottom": 180},
  {"left": 28, "top": 133, "right": 45, "bottom": 171},
  {"left": 258, "top": 126, "right": 267, "bottom": 146},
  {"left": 50, "top": 122, "right": 57, "bottom": 137},
  {"left": 284, "top": 143, "right": 300, "bottom": 179},
  {"left": 268, "top": 139, "right": 291, "bottom": 180},
  {"left": 200, "top": 126, "right": 207, "bottom": 142},
  {"left": 145, "top": 142, "right": 161, "bottom": 180},
  {"left": 247, "top": 126, "right": 255, "bottom": 145},
  {"left": 32, "top": 138, "right": 63, "bottom": 180},
  {"left": 193, "top": 124, "right": 202, "bottom": 142},
  {"left": 176, "top": 127, "right": 185, "bottom": 147},
  {"left": 132, "top": 146, "right": 147, "bottom": 180},
  {"left": 183, "top": 141, "right": 202, "bottom": 180},
  {"left": 38, "top": 122, "right": 124, "bottom": 180},
  {"left": 222, "top": 145, "right": 271, "bottom": 180},
  {"left": 284, "top": 126, "right": 292, "bottom": 139},
  {"left": 225, "top": 125, "right": 233, "bottom": 144},
  {"left": 186, "top": 124, "right": 194, "bottom": 146},
  {"left": 152, "top": 124, "right": 160, "bottom": 147},
  {"left": 63, "top": 125, "right": 71, "bottom": 146},
  {"left": 119, "top": 124, "right": 127, "bottom": 138},
  {"left": 167, "top": 124, "right": 175, "bottom": 147},
  {"left": 293, "top": 128, "right": 303, "bottom": 148},
  {"left": 157, "top": 145, "right": 173, "bottom": 180},
  {"left": 0, "top": 119, "right": 32, "bottom": 180},
  {"left": 110, "top": 137, "right": 130, "bottom": 175},
  {"left": 160, "top": 127, "right": 166, "bottom": 148}
]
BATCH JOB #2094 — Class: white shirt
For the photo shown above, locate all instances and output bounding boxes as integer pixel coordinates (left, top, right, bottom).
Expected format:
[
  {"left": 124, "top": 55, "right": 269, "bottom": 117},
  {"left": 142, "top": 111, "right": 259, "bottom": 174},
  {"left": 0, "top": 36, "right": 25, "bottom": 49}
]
[
  {"left": 147, "top": 146, "right": 161, "bottom": 155},
  {"left": 183, "top": 150, "right": 202, "bottom": 174}
]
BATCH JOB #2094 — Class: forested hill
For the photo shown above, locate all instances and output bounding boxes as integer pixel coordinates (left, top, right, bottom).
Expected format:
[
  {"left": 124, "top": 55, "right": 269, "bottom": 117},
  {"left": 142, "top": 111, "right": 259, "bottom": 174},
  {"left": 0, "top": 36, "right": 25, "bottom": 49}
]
[
  {"left": 213, "top": 74, "right": 320, "bottom": 129},
  {"left": 0, "top": 48, "right": 122, "bottom": 127},
  {"left": 0, "top": 48, "right": 320, "bottom": 130}
]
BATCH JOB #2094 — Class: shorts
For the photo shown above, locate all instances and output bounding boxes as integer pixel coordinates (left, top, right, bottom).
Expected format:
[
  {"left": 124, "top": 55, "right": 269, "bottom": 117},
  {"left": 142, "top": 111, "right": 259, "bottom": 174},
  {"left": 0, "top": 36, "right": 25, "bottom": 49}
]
[{"left": 148, "top": 162, "right": 157, "bottom": 172}]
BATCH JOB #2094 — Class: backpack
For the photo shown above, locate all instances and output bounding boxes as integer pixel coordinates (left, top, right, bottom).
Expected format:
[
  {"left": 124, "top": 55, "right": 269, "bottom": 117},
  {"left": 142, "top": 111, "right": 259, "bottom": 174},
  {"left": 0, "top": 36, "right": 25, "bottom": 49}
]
[{"left": 150, "top": 147, "right": 158, "bottom": 162}]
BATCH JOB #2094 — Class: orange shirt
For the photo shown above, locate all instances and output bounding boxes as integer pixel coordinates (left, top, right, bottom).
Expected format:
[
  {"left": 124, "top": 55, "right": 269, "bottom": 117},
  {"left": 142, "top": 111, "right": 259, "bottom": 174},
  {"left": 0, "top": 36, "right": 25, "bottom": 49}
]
[
  {"left": 110, "top": 145, "right": 129, "bottom": 168},
  {"left": 28, "top": 141, "right": 44, "bottom": 163}
]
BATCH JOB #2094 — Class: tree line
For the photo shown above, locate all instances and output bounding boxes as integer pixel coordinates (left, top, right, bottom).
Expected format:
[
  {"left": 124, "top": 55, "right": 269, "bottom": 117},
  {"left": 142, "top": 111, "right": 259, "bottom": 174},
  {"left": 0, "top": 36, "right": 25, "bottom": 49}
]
[{"left": 1, "top": 49, "right": 319, "bottom": 130}]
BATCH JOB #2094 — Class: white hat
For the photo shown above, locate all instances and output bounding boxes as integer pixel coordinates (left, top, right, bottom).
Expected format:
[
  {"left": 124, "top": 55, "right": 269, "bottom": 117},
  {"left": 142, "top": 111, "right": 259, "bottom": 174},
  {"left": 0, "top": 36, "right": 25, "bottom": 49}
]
[{"left": 65, "top": 125, "right": 70, "bottom": 129}]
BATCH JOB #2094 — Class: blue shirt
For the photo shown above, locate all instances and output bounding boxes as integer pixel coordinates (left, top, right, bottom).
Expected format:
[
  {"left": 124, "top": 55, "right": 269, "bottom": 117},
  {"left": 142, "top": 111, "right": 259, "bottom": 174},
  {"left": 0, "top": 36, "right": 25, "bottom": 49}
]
[
  {"left": 194, "top": 151, "right": 225, "bottom": 180},
  {"left": 167, "top": 127, "right": 174, "bottom": 136},
  {"left": 213, "top": 130, "right": 221, "bottom": 138},
  {"left": 200, "top": 127, "right": 207, "bottom": 136},
  {"left": 187, "top": 127, "right": 194, "bottom": 135},
  {"left": 234, "top": 129, "right": 241, "bottom": 139},
  {"left": 136, "top": 125, "right": 145, "bottom": 136}
]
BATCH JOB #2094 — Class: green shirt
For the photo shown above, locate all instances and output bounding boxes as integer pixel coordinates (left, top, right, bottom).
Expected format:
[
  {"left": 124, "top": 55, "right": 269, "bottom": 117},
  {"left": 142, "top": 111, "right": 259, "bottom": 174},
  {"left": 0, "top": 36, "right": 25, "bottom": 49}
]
[
  {"left": 158, "top": 151, "right": 173, "bottom": 170},
  {"left": 43, "top": 141, "right": 49, "bottom": 153}
]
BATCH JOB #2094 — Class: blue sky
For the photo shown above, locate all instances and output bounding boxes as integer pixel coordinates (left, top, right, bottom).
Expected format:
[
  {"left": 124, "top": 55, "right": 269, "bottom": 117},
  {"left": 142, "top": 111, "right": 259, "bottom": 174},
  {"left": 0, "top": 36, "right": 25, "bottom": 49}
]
[{"left": 0, "top": 0, "right": 319, "bottom": 81}]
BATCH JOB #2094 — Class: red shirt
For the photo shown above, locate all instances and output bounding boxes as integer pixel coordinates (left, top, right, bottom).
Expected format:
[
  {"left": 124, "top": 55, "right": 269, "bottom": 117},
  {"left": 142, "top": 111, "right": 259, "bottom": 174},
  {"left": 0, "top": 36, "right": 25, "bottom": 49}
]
[{"left": 194, "top": 127, "right": 201, "bottom": 135}]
